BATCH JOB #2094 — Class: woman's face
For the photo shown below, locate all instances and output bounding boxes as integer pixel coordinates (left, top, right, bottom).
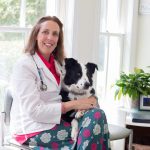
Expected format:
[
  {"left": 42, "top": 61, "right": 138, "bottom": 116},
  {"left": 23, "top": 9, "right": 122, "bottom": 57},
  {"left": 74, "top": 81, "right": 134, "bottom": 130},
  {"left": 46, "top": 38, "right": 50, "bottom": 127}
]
[{"left": 37, "top": 20, "right": 60, "bottom": 59}]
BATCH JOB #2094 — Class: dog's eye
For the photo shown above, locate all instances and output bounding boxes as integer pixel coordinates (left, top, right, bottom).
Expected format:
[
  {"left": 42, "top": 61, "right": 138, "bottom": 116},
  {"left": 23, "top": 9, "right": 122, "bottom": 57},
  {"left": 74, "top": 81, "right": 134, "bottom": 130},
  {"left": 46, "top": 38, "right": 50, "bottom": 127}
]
[{"left": 77, "top": 73, "right": 81, "bottom": 76}]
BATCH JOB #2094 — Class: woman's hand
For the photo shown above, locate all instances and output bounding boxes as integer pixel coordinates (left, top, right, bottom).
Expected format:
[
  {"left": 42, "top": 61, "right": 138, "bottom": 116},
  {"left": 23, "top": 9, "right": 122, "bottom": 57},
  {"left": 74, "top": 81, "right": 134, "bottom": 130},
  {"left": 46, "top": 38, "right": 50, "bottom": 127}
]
[
  {"left": 62, "top": 96, "right": 97, "bottom": 114},
  {"left": 74, "top": 96, "right": 97, "bottom": 110}
]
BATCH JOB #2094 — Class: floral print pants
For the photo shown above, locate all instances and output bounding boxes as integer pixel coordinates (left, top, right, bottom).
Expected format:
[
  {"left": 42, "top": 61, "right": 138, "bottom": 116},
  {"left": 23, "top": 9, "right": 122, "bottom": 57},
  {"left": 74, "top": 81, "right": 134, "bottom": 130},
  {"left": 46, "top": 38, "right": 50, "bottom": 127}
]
[{"left": 24, "top": 108, "right": 111, "bottom": 150}]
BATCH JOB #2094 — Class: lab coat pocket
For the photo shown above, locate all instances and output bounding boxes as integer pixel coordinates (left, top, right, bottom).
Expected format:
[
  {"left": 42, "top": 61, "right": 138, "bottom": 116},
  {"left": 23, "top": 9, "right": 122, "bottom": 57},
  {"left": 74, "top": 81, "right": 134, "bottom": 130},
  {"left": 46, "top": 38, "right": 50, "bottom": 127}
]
[{"left": 40, "top": 90, "right": 62, "bottom": 103}]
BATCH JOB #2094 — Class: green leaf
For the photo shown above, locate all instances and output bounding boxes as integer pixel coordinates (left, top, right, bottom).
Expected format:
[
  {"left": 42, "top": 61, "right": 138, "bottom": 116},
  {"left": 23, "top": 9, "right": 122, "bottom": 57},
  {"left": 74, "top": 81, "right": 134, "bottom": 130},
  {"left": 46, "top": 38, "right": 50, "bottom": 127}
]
[
  {"left": 118, "top": 88, "right": 122, "bottom": 100},
  {"left": 114, "top": 89, "right": 119, "bottom": 100},
  {"left": 134, "top": 67, "right": 144, "bottom": 74}
]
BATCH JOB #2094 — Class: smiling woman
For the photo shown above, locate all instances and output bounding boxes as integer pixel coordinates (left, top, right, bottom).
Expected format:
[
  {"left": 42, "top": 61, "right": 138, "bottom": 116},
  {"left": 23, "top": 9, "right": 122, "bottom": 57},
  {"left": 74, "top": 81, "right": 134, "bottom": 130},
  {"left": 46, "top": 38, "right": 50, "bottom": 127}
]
[
  {"left": 24, "top": 16, "right": 65, "bottom": 65},
  {"left": 36, "top": 21, "right": 60, "bottom": 60}
]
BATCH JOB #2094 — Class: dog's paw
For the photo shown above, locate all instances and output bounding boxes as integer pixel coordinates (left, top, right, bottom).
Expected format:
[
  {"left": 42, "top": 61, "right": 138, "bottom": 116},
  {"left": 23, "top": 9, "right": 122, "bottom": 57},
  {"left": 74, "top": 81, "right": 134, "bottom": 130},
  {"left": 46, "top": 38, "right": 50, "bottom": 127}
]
[
  {"left": 71, "top": 129, "right": 78, "bottom": 141},
  {"left": 71, "top": 119, "right": 78, "bottom": 141},
  {"left": 75, "top": 110, "right": 85, "bottom": 119}
]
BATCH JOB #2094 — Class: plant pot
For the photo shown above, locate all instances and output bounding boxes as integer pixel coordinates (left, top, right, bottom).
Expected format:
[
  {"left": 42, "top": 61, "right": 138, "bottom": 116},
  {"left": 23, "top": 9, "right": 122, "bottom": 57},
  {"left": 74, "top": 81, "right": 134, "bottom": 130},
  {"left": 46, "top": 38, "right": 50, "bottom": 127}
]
[{"left": 124, "top": 96, "right": 139, "bottom": 110}]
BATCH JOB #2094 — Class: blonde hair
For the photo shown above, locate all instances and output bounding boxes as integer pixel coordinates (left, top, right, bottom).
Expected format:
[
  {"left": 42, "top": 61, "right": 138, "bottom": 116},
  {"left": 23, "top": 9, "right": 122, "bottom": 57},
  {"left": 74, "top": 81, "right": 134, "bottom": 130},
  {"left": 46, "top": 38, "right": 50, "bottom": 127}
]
[{"left": 24, "top": 16, "right": 65, "bottom": 64}]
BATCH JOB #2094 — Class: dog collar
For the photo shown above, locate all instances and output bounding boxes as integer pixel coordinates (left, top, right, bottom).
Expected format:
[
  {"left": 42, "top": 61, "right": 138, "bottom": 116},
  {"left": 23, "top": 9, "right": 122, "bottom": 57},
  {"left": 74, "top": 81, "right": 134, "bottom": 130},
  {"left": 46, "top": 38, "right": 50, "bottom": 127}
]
[{"left": 70, "top": 91, "right": 86, "bottom": 96}]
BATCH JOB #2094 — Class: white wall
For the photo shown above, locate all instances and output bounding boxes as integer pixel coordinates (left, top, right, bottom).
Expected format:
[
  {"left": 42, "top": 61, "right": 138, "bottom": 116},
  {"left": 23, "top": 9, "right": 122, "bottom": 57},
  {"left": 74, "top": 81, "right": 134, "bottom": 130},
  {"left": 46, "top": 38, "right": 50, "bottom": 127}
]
[{"left": 136, "top": 15, "right": 150, "bottom": 71}]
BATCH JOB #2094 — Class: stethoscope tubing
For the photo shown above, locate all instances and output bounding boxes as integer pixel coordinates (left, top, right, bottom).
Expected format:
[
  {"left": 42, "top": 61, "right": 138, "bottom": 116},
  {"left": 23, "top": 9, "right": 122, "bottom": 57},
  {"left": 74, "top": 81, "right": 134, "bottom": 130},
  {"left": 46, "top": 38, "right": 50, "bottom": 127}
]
[{"left": 32, "top": 56, "right": 47, "bottom": 91}]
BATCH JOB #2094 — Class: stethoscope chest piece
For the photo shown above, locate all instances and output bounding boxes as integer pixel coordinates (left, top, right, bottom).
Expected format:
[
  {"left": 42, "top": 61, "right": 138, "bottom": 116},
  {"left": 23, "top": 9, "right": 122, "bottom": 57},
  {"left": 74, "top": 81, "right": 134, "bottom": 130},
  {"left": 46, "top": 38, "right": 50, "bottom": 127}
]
[{"left": 40, "top": 82, "right": 47, "bottom": 91}]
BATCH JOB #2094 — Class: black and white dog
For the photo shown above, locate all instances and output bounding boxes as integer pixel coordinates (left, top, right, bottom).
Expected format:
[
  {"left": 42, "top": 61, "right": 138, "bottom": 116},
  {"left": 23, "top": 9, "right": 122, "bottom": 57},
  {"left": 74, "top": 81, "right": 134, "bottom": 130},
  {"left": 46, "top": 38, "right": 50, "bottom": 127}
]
[{"left": 60, "top": 58, "right": 98, "bottom": 141}]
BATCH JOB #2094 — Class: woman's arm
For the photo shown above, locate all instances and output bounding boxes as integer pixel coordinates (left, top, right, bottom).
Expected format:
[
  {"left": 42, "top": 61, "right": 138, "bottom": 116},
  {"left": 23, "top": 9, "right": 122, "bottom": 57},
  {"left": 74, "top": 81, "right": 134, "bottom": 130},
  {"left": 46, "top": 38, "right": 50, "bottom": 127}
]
[{"left": 61, "top": 96, "right": 97, "bottom": 114}]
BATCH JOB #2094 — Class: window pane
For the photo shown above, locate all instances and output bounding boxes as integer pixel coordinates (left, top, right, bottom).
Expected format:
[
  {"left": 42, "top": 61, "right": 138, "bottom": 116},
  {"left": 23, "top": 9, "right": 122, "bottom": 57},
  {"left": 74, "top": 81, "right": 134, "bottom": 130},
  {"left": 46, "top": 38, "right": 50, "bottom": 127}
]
[
  {"left": 107, "top": 0, "right": 121, "bottom": 32},
  {"left": 0, "top": 32, "right": 24, "bottom": 79},
  {"left": 0, "top": 0, "right": 20, "bottom": 26},
  {"left": 106, "top": 36, "right": 122, "bottom": 94},
  {"left": 97, "top": 35, "right": 109, "bottom": 100},
  {"left": 97, "top": 34, "right": 123, "bottom": 101},
  {"left": 0, "top": 32, "right": 24, "bottom": 110},
  {"left": 26, "top": 0, "right": 46, "bottom": 26}
]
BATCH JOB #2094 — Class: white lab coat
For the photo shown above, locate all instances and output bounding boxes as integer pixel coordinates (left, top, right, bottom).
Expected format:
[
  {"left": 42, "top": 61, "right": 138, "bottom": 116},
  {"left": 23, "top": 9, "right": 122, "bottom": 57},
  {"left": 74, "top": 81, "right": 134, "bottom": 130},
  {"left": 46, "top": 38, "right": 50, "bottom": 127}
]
[{"left": 10, "top": 52, "right": 62, "bottom": 135}]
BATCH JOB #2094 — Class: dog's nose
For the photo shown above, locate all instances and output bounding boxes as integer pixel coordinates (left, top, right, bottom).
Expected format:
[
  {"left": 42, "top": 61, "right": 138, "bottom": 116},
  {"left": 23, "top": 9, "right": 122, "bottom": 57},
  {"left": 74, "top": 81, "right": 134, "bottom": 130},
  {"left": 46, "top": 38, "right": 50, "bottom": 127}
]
[{"left": 84, "top": 82, "right": 90, "bottom": 89}]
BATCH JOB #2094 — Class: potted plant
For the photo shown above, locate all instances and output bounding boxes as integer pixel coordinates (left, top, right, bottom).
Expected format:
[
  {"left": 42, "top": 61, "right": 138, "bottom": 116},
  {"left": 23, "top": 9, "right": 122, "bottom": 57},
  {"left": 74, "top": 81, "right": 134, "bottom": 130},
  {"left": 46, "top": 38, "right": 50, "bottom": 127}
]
[{"left": 113, "top": 68, "right": 150, "bottom": 104}]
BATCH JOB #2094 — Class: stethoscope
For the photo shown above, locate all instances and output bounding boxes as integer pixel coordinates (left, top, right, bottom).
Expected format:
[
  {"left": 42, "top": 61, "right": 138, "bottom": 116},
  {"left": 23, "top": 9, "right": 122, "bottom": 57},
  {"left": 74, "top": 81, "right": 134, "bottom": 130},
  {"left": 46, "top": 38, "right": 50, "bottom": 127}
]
[{"left": 32, "top": 56, "right": 47, "bottom": 91}]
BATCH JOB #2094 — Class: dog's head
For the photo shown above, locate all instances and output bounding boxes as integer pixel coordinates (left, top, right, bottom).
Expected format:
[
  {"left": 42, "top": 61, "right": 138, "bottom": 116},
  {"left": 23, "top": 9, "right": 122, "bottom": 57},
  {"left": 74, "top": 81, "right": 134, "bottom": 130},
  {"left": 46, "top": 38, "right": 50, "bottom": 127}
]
[{"left": 61, "top": 58, "right": 98, "bottom": 94}]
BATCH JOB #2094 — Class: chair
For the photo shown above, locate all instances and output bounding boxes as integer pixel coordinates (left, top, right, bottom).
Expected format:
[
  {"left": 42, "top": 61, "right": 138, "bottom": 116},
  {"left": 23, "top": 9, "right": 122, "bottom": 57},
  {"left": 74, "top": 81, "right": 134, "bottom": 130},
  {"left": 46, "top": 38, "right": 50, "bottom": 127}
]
[
  {"left": 0, "top": 88, "right": 33, "bottom": 150},
  {"left": 108, "top": 124, "right": 133, "bottom": 150}
]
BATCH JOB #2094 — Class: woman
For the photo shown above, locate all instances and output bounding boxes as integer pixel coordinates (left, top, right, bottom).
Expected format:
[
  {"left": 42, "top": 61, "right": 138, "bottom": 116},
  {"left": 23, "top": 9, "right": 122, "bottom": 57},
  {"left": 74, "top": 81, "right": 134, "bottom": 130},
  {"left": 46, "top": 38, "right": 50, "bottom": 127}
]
[{"left": 10, "top": 16, "right": 111, "bottom": 150}]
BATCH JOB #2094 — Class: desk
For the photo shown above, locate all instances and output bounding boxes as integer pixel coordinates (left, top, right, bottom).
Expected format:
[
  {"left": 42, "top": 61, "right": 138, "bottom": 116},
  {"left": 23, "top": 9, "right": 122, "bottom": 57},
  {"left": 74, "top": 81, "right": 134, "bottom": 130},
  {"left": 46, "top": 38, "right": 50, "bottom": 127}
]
[
  {"left": 126, "top": 115, "right": 150, "bottom": 127},
  {"left": 125, "top": 109, "right": 150, "bottom": 149}
]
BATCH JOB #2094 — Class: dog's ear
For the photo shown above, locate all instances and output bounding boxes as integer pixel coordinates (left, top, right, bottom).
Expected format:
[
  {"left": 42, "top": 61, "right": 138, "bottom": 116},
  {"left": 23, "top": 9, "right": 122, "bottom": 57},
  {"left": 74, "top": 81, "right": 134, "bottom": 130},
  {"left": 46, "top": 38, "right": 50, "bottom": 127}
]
[
  {"left": 86, "top": 63, "right": 98, "bottom": 76},
  {"left": 64, "top": 58, "right": 78, "bottom": 69}
]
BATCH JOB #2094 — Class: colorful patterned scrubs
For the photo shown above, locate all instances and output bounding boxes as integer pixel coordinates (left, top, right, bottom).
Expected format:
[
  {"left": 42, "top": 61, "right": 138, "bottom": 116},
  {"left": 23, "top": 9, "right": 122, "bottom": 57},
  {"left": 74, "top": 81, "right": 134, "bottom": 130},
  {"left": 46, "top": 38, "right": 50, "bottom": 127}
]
[{"left": 24, "top": 108, "right": 111, "bottom": 150}]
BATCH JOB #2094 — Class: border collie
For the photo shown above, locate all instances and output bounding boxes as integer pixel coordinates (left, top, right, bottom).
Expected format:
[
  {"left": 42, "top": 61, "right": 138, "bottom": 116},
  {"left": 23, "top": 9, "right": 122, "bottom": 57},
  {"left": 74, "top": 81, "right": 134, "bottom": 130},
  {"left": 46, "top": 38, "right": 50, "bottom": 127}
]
[{"left": 60, "top": 58, "right": 98, "bottom": 141}]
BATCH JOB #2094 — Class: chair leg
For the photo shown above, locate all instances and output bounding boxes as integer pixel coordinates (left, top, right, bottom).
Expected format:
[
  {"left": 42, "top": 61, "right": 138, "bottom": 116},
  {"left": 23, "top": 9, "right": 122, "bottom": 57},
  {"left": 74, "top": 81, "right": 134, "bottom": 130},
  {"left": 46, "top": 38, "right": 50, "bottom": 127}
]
[
  {"left": 128, "top": 129, "right": 133, "bottom": 150},
  {"left": 0, "top": 112, "right": 5, "bottom": 147}
]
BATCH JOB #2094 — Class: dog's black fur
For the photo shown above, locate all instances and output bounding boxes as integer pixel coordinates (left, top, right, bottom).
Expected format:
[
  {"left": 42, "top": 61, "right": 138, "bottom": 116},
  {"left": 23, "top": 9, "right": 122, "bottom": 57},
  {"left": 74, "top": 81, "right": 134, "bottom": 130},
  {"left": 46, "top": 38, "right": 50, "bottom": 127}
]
[{"left": 60, "top": 58, "right": 98, "bottom": 123}]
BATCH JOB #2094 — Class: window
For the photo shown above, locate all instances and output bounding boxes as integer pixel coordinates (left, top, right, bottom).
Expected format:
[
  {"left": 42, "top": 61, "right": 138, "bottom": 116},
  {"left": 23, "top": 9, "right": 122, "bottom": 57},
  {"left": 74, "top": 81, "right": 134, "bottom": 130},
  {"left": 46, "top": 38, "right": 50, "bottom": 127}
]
[
  {"left": 0, "top": 0, "right": 75, "bottom": 110},
  {"left": 96, "top": 0, "right": 126, "bottom": 123},
  {"left": 0, "top": 0, "right": 47, "bottom": 110}
]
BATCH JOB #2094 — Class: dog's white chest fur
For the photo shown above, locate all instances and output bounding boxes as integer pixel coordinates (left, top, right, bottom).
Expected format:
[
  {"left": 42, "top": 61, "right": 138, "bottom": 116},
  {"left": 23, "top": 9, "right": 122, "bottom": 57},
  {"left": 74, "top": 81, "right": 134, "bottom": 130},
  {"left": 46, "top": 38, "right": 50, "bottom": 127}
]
[{"left": 68, "top": 88, "right": 92, "bottom": 100}]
